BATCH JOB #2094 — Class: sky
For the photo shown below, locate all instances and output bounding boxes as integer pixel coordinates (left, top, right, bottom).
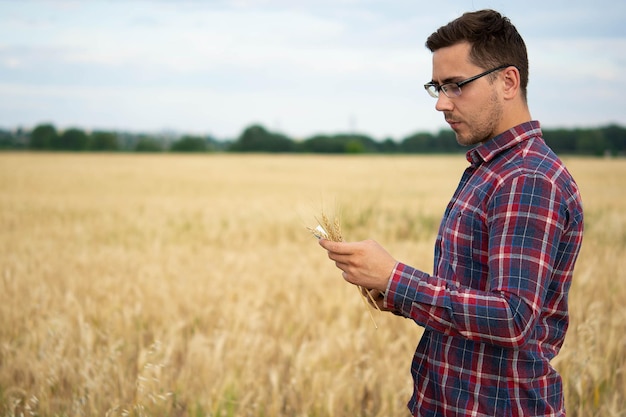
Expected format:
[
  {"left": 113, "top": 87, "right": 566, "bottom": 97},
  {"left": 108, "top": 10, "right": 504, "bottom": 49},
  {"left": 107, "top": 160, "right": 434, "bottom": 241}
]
[{"left": 1, "top": 0, "right": 625, "bottom": 141}]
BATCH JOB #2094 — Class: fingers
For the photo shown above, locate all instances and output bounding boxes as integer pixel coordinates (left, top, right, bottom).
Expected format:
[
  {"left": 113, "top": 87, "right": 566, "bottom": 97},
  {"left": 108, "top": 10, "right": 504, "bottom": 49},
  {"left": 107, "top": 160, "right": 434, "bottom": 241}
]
[
  {"left": 318, "top": 238, "right": 354, "bottom": 255},
  {"left": 318, "top": 238, "right": 394, "bottom": 292},
  {"left": 319, "top": 240, "right": 360, "bottom": 266},
  {"left": 319, "top": 240, "right": 352, "bottom": 268}
]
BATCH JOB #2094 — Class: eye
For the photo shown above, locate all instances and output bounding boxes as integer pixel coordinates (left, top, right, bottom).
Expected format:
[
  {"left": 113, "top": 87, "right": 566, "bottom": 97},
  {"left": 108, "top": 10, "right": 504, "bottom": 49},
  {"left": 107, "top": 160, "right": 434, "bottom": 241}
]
[{"left": 441, "top": 83, "right": 462, "bottom": 97}]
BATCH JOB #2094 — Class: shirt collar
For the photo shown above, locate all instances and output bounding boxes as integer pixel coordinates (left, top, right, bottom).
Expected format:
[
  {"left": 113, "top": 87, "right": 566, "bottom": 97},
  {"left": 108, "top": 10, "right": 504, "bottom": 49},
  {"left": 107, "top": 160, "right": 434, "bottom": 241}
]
[{"left": 466, "top": 121, "right": 542, "bottom": 165}]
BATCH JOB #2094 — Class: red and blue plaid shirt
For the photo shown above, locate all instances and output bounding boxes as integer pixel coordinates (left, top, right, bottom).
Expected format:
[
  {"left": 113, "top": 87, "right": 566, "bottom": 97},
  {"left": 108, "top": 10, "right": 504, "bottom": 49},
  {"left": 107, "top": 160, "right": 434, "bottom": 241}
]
[{"left": 385, "top": 121, "right": 584, "bottom": 417}]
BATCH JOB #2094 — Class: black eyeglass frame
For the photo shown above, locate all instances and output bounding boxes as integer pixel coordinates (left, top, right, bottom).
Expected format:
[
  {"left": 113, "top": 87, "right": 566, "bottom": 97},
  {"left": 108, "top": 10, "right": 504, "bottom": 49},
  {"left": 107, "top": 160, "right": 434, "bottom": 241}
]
[{"left": 424, "top": 64, "right": 514, "bottom": 98}]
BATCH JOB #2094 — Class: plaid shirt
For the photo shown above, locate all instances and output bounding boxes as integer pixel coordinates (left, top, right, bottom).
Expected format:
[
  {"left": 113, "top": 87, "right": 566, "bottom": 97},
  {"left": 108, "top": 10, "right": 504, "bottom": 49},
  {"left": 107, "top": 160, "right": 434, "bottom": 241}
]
[{"left": 385, "top": 121, "right": 584, "bottom": 417}]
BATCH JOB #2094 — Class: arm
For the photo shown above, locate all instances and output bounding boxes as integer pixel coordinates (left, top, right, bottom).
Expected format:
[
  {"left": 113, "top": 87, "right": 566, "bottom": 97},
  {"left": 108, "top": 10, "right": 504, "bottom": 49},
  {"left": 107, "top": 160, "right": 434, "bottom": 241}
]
[
  {"left": 388, "top": 173, "right": 567, "bottom": 348},
  {"left": 321, "top": 174, "right": 567, "bottom": 348}
]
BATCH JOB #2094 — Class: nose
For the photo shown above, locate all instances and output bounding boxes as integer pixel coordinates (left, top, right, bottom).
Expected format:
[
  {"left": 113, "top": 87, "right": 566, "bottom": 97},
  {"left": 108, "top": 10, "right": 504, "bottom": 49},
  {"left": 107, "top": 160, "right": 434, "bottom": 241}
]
[{"left": 435, "top": 94, "right": 454, "bottom": 112}]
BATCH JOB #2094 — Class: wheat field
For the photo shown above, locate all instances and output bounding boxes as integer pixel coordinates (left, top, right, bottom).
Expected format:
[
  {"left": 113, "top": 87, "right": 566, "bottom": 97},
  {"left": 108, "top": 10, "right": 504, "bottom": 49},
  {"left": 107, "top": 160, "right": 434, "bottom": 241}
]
[{"left": 0, "top": 153, "right": 624, "bottom": 417}]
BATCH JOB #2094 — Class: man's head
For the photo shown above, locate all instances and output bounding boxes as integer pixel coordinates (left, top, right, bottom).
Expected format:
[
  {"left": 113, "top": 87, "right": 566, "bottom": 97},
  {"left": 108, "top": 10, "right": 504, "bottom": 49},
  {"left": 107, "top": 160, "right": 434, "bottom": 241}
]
[
  {"left": 426, "top": 9, "right": 529, "bottom": 101},
  {"left": 424, "top": 10, "right": 531, "bottom": 146}
]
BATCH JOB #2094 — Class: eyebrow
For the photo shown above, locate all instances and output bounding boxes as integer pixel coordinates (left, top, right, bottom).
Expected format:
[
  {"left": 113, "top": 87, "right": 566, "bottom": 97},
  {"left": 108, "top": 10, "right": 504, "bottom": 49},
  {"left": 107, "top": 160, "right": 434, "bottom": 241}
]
[{"left": 431, "top": 75, "right": 465, "bottom": 85}]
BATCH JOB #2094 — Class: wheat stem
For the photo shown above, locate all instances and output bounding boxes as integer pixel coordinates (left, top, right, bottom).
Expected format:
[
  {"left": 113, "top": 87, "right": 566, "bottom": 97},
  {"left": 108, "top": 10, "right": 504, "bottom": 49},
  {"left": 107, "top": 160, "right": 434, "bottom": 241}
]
[{"left": 356, "top": 286, "right": 379, "bottom": 328}]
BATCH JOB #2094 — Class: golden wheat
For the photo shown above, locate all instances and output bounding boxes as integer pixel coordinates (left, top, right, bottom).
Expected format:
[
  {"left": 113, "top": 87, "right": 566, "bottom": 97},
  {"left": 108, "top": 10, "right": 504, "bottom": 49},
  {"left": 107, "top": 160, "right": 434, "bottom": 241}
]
[{"left": 0, "top": 153, "right": 624, "bottom": 417}]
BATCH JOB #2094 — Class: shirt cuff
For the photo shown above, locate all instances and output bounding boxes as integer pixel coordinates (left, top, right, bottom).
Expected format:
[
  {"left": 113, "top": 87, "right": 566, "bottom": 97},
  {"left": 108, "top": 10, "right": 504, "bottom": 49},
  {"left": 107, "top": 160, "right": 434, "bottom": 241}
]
[{"left": 383, "top": 261, "right": 401, "bottom": 310}]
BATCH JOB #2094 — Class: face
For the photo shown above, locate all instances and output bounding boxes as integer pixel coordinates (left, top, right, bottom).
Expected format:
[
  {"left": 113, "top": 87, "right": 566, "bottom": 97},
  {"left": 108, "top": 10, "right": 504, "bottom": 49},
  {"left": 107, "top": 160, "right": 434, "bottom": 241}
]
[{"left": 430, "top": 42, "right": 504, "bottom": 146}]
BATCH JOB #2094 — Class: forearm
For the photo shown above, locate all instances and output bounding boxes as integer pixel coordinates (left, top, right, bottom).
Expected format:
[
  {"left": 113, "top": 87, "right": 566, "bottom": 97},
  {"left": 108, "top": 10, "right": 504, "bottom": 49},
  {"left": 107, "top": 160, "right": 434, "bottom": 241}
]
[{"left": 385, "top": 262, "right": 537, "bottom": 348}]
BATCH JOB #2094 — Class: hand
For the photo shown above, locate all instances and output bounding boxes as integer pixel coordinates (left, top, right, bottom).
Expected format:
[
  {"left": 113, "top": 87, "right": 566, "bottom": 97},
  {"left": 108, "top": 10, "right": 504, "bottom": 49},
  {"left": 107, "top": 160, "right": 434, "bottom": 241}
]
[{"left": 318, "top": 239, "right": 397, "bottom": 292}]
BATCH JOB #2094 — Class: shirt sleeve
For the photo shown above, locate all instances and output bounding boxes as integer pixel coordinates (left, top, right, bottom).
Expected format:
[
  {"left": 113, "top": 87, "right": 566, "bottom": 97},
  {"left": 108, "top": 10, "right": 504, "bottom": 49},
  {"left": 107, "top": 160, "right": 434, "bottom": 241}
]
[{"left": 384, "top": 173, "right": 567, "bottom": 349}]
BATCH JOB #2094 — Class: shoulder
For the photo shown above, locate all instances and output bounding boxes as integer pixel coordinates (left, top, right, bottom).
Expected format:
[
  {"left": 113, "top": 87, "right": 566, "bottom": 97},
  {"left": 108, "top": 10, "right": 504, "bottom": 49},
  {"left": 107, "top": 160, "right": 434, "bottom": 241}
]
[
  {"left": 488, "top": 138, "right": 583, "bottom": 226},
  {"left": 491, "top": 136, "right": 570, "bottom": 185}
]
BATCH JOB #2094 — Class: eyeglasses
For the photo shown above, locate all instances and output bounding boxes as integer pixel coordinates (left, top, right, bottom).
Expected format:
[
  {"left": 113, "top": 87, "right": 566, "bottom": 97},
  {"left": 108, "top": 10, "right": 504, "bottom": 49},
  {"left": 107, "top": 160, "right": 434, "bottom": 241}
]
[{"left": 424, "top": 64, "right": 512, "bottom": 98}]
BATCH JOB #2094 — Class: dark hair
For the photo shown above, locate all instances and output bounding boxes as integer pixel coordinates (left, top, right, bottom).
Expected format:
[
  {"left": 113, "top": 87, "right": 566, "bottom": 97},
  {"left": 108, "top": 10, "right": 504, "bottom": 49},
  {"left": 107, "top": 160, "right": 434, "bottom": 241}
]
[{"left": 426, "top": 9, "right": 529, "bottom": 100}]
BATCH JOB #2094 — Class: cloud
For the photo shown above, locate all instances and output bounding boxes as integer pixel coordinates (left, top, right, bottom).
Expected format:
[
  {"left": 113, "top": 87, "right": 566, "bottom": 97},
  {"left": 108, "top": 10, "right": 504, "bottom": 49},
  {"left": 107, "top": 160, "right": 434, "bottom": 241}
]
[{"left": 0, "top": 0, "right": 624, "bottom": 137}]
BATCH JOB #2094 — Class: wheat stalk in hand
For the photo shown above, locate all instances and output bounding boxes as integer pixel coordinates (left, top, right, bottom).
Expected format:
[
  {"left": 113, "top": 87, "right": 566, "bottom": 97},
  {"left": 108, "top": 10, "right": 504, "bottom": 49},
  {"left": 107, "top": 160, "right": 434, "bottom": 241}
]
[{"left": 309, "top": 213, "right": 381, "bottom": 328}]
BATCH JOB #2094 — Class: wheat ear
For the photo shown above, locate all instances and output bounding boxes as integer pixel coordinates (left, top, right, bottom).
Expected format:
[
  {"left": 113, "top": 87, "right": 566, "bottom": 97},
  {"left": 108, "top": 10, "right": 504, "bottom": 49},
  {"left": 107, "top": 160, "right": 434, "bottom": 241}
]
[{"left": 309, "top": 213, "right": 380, "bottom": 328}]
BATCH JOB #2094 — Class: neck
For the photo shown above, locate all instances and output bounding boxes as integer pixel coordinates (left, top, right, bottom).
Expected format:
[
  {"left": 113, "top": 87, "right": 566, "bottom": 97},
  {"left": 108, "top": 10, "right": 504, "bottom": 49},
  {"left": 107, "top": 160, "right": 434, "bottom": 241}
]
[{"left": 499, "top": 101, "right": 532, "bottom": 133}]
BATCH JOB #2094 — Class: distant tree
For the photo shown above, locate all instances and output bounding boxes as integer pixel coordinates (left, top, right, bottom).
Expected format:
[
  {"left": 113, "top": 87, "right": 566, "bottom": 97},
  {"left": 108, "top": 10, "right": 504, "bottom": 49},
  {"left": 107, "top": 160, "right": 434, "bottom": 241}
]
[
  {"left": 576, "top": 129, "right": 607, "bottom": 156},
  {"left": 90, "top": 131, "right": 119, "bottom": 151},
  {"left": 345, "top": 139, "right": 365, "bottom": 154},
  {"left": 56, "top": 128, "right": 89, "bottom": 151},
  {"left": 600, "top": 124, "right": 626, "bottom": 155},
  {"left": 340, "top": 134, "right": 378, "bottom": 153},
  {"left": 230, "top": 124, "right": 295, "bottom": 152},
  {"left": 0, "top": 129, "right": 14, "bottom": 149},
  {"left": 299, "top": 133, "right": 377, "bottom": 153},
  {"left": 134, "top": 136, "right": 163, "bottom": 152},
  {"left": 300, "top": 135, "right": 345, "bottom": 153},
  {"left": 543, "top": 129, "right": 577, "bottom": 154},
  {"left": 401, "top": 132, "right": 435, "bottom": 153},
  {"left": 30, "top": 123, "right": 58, "bottom": 150},
  {"left": 400, "top": 130, "right": 464, "bottom": 153},
  {"left": 170, "top": 135, "right": 208, "bottom": 152},
  {"left": 437, "top": 129, "right": 464, "bottom": 152},
  {"left": 380, "top": 138, "right": 399, "bottom": 153}
]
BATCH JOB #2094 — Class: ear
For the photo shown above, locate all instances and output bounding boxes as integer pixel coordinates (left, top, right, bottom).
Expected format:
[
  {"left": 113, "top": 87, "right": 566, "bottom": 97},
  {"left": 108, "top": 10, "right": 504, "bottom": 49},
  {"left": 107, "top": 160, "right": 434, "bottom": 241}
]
[{"left": 501, "top": 66, "right": 521, "bottom": 100}]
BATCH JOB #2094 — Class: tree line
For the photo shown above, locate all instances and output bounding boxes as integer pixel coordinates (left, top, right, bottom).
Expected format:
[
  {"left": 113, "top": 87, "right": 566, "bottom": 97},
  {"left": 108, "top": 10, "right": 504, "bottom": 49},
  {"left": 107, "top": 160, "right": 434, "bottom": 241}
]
[{"left": 1, "top": 122, "right": 625, "bottom": 156}]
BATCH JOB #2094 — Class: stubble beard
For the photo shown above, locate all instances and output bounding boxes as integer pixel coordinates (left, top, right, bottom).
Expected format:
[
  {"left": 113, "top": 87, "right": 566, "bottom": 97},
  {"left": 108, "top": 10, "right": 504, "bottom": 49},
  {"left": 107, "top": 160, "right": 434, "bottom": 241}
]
[{"left": 454, "top": 91, "right": 503, "bottom": 147}]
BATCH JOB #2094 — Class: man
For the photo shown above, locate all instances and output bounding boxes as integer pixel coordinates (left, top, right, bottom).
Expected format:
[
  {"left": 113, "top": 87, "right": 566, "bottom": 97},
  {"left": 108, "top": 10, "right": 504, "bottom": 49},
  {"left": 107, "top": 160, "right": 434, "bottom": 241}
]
[{"left": 319, "top": 9, "right": 584, "bottom": 417}]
